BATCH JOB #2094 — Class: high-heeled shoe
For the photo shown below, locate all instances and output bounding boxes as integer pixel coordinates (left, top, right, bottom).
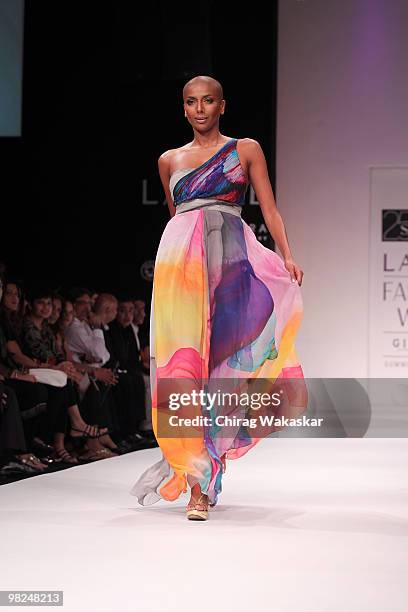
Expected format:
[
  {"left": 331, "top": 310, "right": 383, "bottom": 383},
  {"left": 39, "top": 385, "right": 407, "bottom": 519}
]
[
  {"left": 186, "top": 493, "right": 209, "bottom": 521},
  {"left": 69, "top": 423, "right": 109, "bottom": 439}
]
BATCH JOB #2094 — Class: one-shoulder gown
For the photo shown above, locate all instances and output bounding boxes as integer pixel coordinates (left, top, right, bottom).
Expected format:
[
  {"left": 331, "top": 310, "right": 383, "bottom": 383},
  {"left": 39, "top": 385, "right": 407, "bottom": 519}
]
[{"left": 130, "top": 138, "right": 306, "bottom": 507}]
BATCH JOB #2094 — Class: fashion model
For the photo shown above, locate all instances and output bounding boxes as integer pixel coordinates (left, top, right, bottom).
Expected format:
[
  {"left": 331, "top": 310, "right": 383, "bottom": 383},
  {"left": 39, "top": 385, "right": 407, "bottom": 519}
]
[{"left": 131, "top": 75, "right": 306, "bottom": 521}]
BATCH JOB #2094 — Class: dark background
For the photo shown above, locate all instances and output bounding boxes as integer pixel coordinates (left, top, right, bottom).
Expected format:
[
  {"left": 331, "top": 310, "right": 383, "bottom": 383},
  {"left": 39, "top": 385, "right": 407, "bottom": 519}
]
[{"left": 0, "top": 0, "right": 278, "bottom": 302}]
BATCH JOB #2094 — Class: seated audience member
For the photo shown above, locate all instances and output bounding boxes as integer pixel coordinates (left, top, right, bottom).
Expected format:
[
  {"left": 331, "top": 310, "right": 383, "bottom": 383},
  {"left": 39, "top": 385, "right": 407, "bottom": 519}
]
[
  {"left": 48, "top": 292, "right": 63, "bottom": 326},
  {"left": 90, "top": 293, "right": 146, "bottom": 447},
  {"left": 0, "top": 378, "right": 48, "bottom": 474},
  {"left": 64, "top": 288, "right": 128, "bottom": 456},
  {"left": 131, "top": 300, "right": 147, "bottom": 354},
  {"left": 22, "top": 287, "right": 118, "bottom": 460},
  {"left": 65, "top": 288, "right": 112, "bottom": 370},
  {"left": 51, "top": 298, "right": 75, "bottom": 357},
  {"left": 0, "top": 280, "right": 25, "bottom": 341},
  {"left": 0, "top": 281, "right": 54, "bottom": 373},
  {"left": 131, "top": 299, "right": 153, "bottom": 434},
  {"left": 139, "top": 336, "right": 153, "bottom": 434},
  {"left": 22, "top": 288, "right": 74, "bottom": 368},
  {"left": 101, "top": 296, "right": 154, "bottom": 446},
  {"left": 54, "top": 294, "right": 124, "bottom": 458},
  {"left": 0, "top": 273, "right": 50, "bottom": 466},
  {"left": 88, "top": 288, "right": 99, "bottom": 311},
  {"left": 0, "top": 271, "right": 47, "bottom": 474}
]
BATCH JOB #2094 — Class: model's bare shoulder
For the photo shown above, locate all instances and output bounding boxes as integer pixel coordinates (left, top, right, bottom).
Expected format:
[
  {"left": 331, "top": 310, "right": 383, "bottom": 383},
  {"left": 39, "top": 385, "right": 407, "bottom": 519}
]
[
  {"left": 236, "top": 138, "right": 264, "bottom": 178},
  {"left": 158, "top": 144, "right": 191, "bottom": 174},
  {"left": 237, "top": 138, "right": 263, "bottom": 155},
  {"left": 158, "top": 148, "right": 176, "bottom": 172}
]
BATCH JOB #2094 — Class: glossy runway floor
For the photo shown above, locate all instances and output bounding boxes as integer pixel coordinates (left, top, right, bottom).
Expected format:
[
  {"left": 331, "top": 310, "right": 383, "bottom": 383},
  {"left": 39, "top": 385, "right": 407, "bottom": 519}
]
[{"left": 1, "top": 438, "right": 407, "bottom": 611}]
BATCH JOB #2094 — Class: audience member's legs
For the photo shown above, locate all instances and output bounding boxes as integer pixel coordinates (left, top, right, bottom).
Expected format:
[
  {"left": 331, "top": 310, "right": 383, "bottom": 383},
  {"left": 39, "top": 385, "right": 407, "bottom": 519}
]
[
  {"left": 0, "top": 384, "right": 47, "bottom": 471},
  {"left": 0, "top": 385, "right": 26, "bottom": 456},
  {"left": 138, "top": 372, "right": 152, "bottom": 432},
  {"left": 6, "top": 379, "right": 48, "bottom": 446}
]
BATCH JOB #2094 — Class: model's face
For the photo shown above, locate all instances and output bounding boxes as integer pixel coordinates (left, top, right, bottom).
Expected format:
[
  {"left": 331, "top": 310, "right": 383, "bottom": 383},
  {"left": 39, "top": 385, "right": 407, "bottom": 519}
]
[
  {"left": 3, "top": 283, "right": 20, "bottom": 311},
  {"left": 183, "top": 84, "right": 224, "bottom": 131},
  {"left": 32, "top": 297, "right": 53, "bottom": 320}
]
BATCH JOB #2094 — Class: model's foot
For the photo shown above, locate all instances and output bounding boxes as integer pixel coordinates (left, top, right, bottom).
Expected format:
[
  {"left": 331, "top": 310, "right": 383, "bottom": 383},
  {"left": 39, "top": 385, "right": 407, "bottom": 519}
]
[{"left": 186, "top": 492, "right": 209, "bottom": 521}]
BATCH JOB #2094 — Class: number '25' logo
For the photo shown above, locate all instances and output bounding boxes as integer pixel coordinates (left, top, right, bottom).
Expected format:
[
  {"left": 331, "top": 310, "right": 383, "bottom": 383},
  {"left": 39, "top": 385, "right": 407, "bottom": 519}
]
[{"left": 382, "top": 210, "right": 408, "bottom": 241}]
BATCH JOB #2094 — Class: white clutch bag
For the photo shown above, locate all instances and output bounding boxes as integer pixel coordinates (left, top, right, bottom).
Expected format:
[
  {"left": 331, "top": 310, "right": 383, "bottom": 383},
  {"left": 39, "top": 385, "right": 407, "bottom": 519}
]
[{"left": 29, "top": 368, "right": 68, "bottom": 387}]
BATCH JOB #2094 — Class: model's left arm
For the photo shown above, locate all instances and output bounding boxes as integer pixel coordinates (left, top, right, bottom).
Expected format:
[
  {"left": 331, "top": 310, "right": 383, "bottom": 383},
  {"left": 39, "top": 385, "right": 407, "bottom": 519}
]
[{"left": 243, "top": 139, "right": 304, "bottom": 286}]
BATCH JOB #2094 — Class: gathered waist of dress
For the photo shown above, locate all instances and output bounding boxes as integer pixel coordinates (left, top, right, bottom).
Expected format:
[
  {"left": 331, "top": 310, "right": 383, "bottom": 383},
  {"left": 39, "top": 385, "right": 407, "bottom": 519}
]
[{"left": 174, "top": 198, "right": 242, "bottom": 217}]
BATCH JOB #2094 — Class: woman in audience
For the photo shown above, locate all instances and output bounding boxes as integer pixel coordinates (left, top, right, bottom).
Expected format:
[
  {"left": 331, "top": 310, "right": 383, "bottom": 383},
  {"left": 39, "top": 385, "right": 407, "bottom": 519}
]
[
  {"left": 22, "top": 289, "right": 120, "bottom": 460},
  {"left": 55, "top": 296, "right": 128, "bottom": 457},
  {"left": 49, "top": 292, "right": 63, "bottom": 326},
  {"left": 0, "top": 274, "right": 48, "bottom": 471},
  {"left": 0, "top": 281, "right": 25, "bottom": 339},
  {"left": 1, "top": 285, "right": 112, "bottom": 462}
]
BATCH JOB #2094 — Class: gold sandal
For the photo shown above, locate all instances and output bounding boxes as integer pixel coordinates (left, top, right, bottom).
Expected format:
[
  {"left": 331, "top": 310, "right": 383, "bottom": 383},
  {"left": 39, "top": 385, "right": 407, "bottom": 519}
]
[{"left": 186, "top": 492, "right": 209, "bottom": 521}]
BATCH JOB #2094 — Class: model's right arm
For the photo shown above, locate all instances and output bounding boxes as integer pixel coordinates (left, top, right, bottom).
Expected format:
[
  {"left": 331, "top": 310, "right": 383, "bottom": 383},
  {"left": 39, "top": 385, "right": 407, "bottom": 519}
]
[{"left": 158, "top": 151, "right": 176, "bottom": 219}]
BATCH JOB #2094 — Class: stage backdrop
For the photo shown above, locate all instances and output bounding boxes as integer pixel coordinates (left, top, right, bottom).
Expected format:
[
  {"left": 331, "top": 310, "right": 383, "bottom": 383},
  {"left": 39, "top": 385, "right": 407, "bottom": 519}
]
[
  {"left": 0, "top": 1, "right": 277, "bottom": 307},
  {"left": 276, "top": 0, "right": 408, "bottom": 378}
]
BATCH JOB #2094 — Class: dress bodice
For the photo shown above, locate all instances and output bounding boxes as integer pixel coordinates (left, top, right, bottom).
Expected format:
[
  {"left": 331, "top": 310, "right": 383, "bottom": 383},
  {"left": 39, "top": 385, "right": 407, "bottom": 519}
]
[{"left": 170, "top": 138, "right": 249, "bottom": 207}]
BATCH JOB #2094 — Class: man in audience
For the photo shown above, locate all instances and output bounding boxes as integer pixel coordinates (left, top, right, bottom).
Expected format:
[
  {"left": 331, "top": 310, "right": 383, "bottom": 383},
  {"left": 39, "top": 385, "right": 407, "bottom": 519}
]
[
  {"left": 101, "top": 296, "right": 155, "bottom": 447},
  {"left": 131, "top": 300, "right": 147, "bottom": 353},
  {"left": 64, "top": 288, "right": 119, "bottom": 433},
  {"left": 131, "top": 299, "right": 152, "bottom": 434},
  {"left": 65, "top": 288, "right": 112, "bottom": 371}
]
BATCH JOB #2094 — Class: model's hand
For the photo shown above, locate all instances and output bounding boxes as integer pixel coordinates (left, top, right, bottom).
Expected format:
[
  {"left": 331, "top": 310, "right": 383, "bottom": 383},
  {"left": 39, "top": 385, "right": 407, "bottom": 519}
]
[{"left": 284, "top": 257, "right": 304, "bottom": 286}]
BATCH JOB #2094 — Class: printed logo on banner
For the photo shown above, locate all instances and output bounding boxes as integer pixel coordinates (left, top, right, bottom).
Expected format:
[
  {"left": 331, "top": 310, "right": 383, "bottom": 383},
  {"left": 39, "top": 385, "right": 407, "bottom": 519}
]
[
  {"left": 369, "top": 170, "right": 408, "bottom": 376},
  {"left": 382, "top": 210, "right": 408, "bottom": 241}
]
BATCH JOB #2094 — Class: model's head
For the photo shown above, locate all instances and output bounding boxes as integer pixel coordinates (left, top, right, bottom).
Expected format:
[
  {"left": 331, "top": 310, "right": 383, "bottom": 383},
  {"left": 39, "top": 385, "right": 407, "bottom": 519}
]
[{"left": 182, "top": 75, "right": 225, "bottom": 131}]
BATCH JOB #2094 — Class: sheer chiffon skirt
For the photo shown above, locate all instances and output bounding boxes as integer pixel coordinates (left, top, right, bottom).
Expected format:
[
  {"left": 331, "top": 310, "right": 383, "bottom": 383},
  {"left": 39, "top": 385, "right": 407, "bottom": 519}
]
[{"left": 130, "top": 202, "right": 306, "bottom": 507}]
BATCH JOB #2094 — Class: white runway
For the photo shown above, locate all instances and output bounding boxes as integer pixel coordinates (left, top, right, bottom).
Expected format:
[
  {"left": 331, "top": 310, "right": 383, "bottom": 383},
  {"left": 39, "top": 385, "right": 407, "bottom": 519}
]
[{"left": 1, "top": 439, "right": 408, "bottom": 612}]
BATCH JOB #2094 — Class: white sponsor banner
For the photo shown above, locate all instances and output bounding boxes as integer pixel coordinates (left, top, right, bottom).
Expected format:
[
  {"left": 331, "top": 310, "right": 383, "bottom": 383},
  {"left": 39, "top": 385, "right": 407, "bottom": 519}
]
[{"left": 369, "top": 168, "right": 408, "bottom": 377}]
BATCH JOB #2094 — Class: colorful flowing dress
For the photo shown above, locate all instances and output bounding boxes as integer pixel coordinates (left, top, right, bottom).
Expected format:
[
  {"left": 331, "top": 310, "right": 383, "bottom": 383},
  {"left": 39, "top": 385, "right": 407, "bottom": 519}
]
[{"left": 130, "top": 138, "right": 306, "bottom": 507}]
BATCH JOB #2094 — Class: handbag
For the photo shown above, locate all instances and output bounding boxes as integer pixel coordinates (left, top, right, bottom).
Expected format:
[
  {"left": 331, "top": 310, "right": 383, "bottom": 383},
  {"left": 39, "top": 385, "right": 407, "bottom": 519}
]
[{"left": 28, "top": 368, "right": 67, "bottom": 387}]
